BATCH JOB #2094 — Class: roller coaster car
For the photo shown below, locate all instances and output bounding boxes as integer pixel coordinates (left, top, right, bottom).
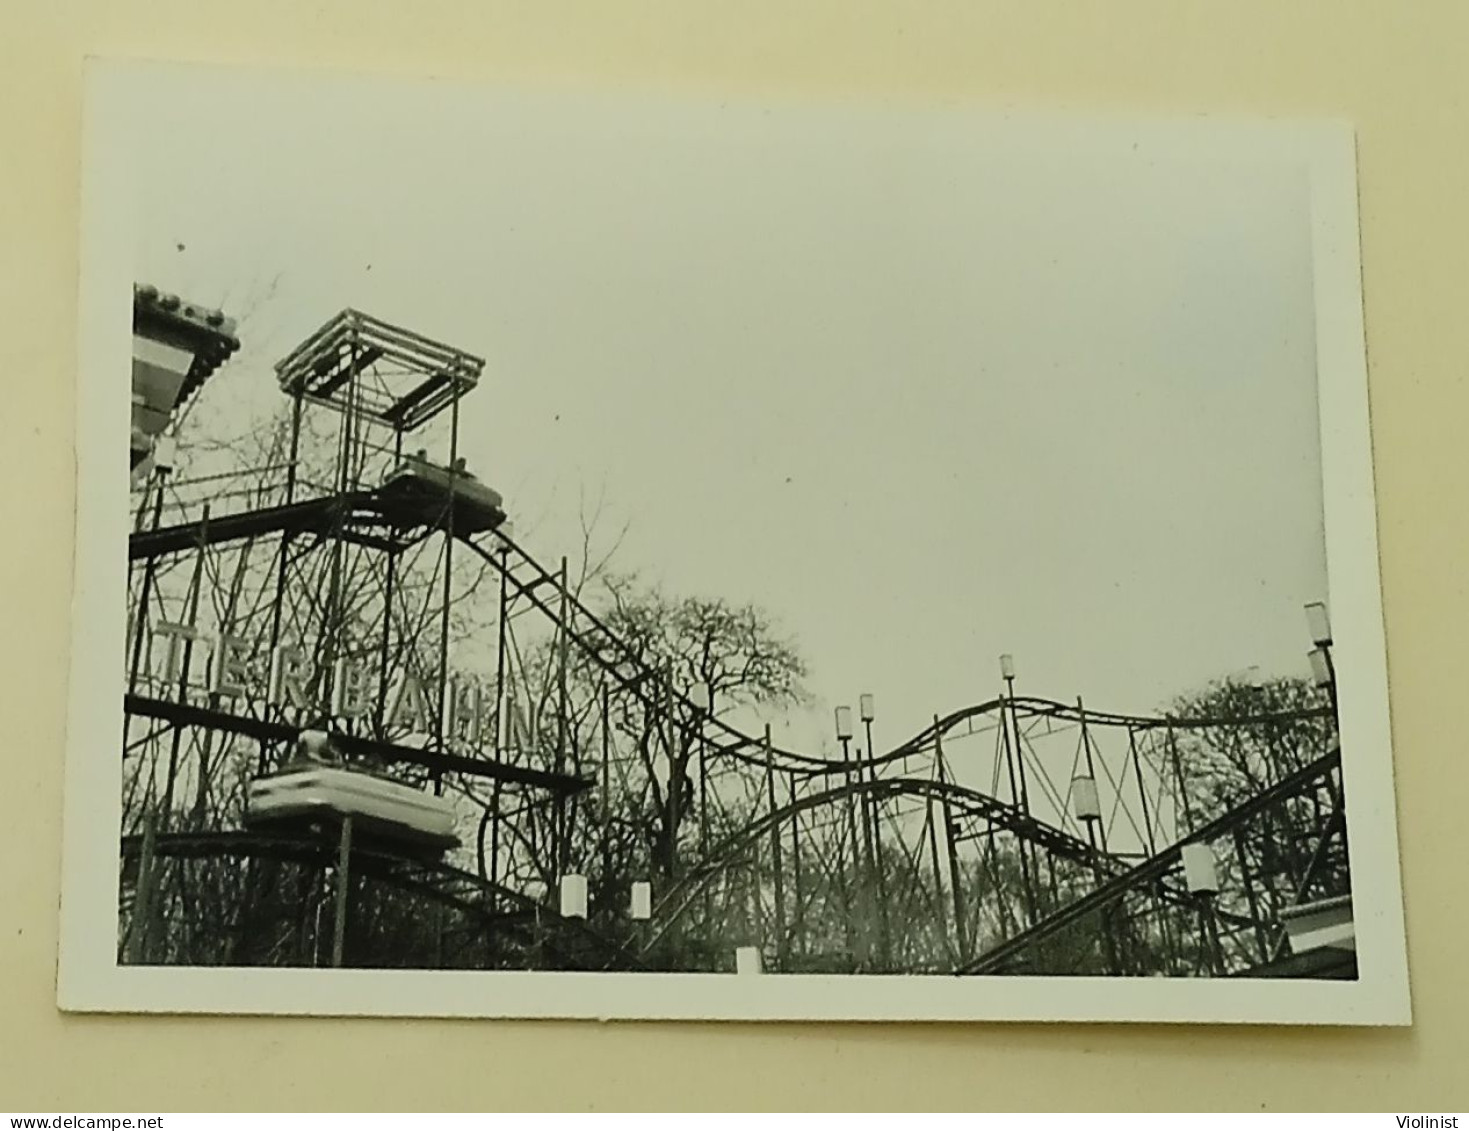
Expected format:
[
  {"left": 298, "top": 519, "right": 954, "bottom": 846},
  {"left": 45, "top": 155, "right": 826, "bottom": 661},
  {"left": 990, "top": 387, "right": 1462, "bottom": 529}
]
[
  {"left": 244, "top": 731, "right": 460, "bottom": 853},
  {"left": 377, "top": 451, "right": 508, "bottom": 535}
]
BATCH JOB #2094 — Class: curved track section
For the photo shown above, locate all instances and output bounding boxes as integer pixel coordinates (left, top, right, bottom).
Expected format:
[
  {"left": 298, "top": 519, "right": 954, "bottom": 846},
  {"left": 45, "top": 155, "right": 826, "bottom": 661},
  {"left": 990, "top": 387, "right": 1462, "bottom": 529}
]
[
  {"left": 460, "top": 523, "right": 1335, "bottom": 777},
  {"left": 128, "top": 489, "right": 1332, "bottom": 781},
  {"left": 642, "top": 773, "right": 1260, "bottom": 956},
  {"left": 650, "top": 775, "right": 1109, "bottom": 930}
]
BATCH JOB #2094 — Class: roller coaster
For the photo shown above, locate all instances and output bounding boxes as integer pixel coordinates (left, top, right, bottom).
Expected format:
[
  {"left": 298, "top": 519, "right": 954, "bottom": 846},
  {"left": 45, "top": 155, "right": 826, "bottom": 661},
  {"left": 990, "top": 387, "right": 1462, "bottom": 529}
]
[{"left": 119, "top": 289, "right": 1354, "bottom": 979}]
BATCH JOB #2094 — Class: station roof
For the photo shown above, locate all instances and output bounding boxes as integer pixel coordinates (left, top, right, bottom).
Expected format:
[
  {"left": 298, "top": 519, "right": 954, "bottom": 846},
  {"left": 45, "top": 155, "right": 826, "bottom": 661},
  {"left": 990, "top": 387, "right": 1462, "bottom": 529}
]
[{"left": 133, "top": 283, "right": 241, "bottom": 411}]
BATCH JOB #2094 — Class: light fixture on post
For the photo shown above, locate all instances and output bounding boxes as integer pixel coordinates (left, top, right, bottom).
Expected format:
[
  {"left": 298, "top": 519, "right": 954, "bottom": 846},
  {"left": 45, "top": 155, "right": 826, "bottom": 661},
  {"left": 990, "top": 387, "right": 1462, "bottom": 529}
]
[
  {"left": 630, "top": 880, "right": 652, "bottom": 921},
  {"left": 1071, "top": 770, "right": 1107, "bottom": 909},
  {"left": 559, "top": 873, "right": 588, "bottom": 919},
  {"left": 834, "top": 705, "right": 854, "bottom": 743},
  {"left": 1304, "top": 601, "right": 1332, "bottom": 648},
  {"left": 1181, "top": 844, "right": 1220, "bottom": 895},
  {"left": 152, "top": 435, "right": 177, "bottom": 474},
  {"left": 859, "top": 690, "right": 880, "bottom": 780},
  {"left": 735, "top": 945, "right": 764, "bottom": 976},
  {"left": 834, "top": 702, "right": 856, "bottom": 808},
  {"left": 1071, "top": 775, "right": 1102, "bottom": 823},
  {"left": 1180, "top": 842, "right": 1224, "bottom": 975},
  {"left": 859, "top": 692, "right": 877, "bottom": 769},
  {"left": 999, "top": 653, "right": 1016, "bottom": 682}
]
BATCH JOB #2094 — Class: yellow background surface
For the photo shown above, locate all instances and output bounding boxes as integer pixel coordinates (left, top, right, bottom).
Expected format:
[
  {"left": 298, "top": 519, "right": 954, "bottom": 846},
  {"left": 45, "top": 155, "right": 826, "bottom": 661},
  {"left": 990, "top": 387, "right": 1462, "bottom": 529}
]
[{"left": 1, "top": 1, "right": 1463, "bottom": 1111}]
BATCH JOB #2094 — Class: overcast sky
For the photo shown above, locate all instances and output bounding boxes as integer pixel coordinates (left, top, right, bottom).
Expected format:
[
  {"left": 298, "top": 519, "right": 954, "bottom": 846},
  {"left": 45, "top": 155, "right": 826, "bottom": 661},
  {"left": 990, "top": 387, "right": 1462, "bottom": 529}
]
[{"left": 121, "top": 64, "right": 1328, "bottom": 765}]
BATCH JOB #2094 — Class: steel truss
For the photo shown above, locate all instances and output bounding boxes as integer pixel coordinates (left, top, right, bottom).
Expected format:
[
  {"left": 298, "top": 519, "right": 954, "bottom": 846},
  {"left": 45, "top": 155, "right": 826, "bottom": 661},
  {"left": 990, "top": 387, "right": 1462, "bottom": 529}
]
[{"left": 119, "top": 307, "right": 1351, "bottom": 979}]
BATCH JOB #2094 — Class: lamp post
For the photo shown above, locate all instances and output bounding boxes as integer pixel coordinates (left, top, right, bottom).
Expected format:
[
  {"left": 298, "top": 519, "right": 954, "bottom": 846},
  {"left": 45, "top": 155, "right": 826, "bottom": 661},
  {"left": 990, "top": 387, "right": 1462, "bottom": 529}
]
[
  {"left": 1304, "top": 601, "right": 1337, "bottom": 714},
  {"left": 999, "top": 654, "right": 1039, "bottom": 928},
  {"left": 1181, "top": 843, "right": 1224, "bottom": 975},
  {"left": 1073, "top": 696, "right": 1115, "bottom": 971},
  {"left": 834, "top": 704, "right": 863, "bottom": 964},
  {"left": 834, "top": 704, "right": 858, "bottom": 859},
  {"left": 998, "top": 654, "right": 1030, "bottom": 814},
  {"left": 860, "top": 693, "right": 879, "bottom": 850},
  {"left": 838, "top": 704, "right": 872, "bottom": 874},
  {"left": 860, "top": 692, "right": 891, "bottom": 968}
]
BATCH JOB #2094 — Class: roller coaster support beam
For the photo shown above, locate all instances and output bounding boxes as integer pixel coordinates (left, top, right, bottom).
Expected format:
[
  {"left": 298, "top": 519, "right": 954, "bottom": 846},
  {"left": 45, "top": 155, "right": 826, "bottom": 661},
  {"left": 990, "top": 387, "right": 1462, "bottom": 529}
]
[
  {"left": 835, "top": 732, "right": 860, "bottom": 960},
  {"left": 1168, "top": 725, "right": 1195, "bottom": 834},
  {"left": 1128, "top": 727, "right": 1157, "bottom": 857},
  {"left": 1078, "top": 697, "right": 1119, "bottom": 973},
  {"left": 125, "top": 693, "right": 590, "bottom": 795},
  {"left": 161, "top": 505, "right": 210, "bottom": 823},
  {"left": 601, "top": 686, "right": 613, "bottom": 907},
  {"left": 1232, "top": 823, "right": 1271, "bottom": 963},
  {"left": 127, "top": 475, "right": 167, "bottom": 698},
  {"left": 924, "top": 781, "right": 953, "bottom": 965},
  {"left": 488, "top": 536, "right": 512, "bottom": 895},
  {"left": 1199, "top": 894, "right": 1223, "bottom": 976},
  {"left": 788, "top": 773, "right": 804, "bottom": 961},
  {"left": 1002, "top": 674, "right": 1039, "bottom": 927},
  {"left": 1004, "top": 671, "right": 1034, "bottom": 815},
  {"left": 431, "top": 393, "right": 461, "bottom": 800},
  {"left": 127, "top": 811, "right": 159, "bottom": 964},
  {"left": 765, "top": 725, "right": 786, "bottom": 968},
  {"left": 695, "top": 685, "right": 713, "bottom": 933},
  {"left": 1267, "top": 783, "right": 1348, "bottom": 963},
  {"left": 935, "top": 722, "right": 969, "bottom": 960},
  {"left": 663, "top": 658, "right": 681, "bottom": 880},
  {"left": 331, "top": 815, "right": 353, "bottom": 968},
  {"left": 864, "top": 713, "right": 892, "bottom": 970},
  {"left": 554, "top": 556, "right": 571, "bottom": 876}
]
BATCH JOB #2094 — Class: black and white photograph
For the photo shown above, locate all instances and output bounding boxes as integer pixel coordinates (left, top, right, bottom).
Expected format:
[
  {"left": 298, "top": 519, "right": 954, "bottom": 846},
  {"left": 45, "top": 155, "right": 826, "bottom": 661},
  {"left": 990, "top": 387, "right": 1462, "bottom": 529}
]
[{"left": 61, "top": 59, "right": 1409, "bottom": 1023}]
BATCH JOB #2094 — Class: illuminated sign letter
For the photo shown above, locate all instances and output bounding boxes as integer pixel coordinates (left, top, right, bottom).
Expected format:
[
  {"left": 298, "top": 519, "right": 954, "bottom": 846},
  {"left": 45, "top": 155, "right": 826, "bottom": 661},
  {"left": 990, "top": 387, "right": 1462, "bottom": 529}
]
[
  {"left": 209, "top": 634, "right": 252, "bottom": 699},
  {"left": 502, "top": 690, "right": 535, "bottom": 751},
  {"left": 268, "top": 644, "right": 312, "bottom": 710},
  {"left": 446, "top": 676, "right": 483, "bottom": 747},
  {"left": 154, "top": 621, "right": 199, "bottom": 685},
  {"left": 332, "top": 657, "right": 372, "bottom": 719},
  {"left": 388, "top": 671, "right": 435, "bottom": 735}
]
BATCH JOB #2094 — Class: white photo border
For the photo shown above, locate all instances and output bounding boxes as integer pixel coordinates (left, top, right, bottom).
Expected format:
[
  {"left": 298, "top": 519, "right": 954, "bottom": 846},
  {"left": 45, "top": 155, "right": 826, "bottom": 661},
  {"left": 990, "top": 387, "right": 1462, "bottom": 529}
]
[{"left": 58, "top": 58, "right": 1411, "bottom": 1025}]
